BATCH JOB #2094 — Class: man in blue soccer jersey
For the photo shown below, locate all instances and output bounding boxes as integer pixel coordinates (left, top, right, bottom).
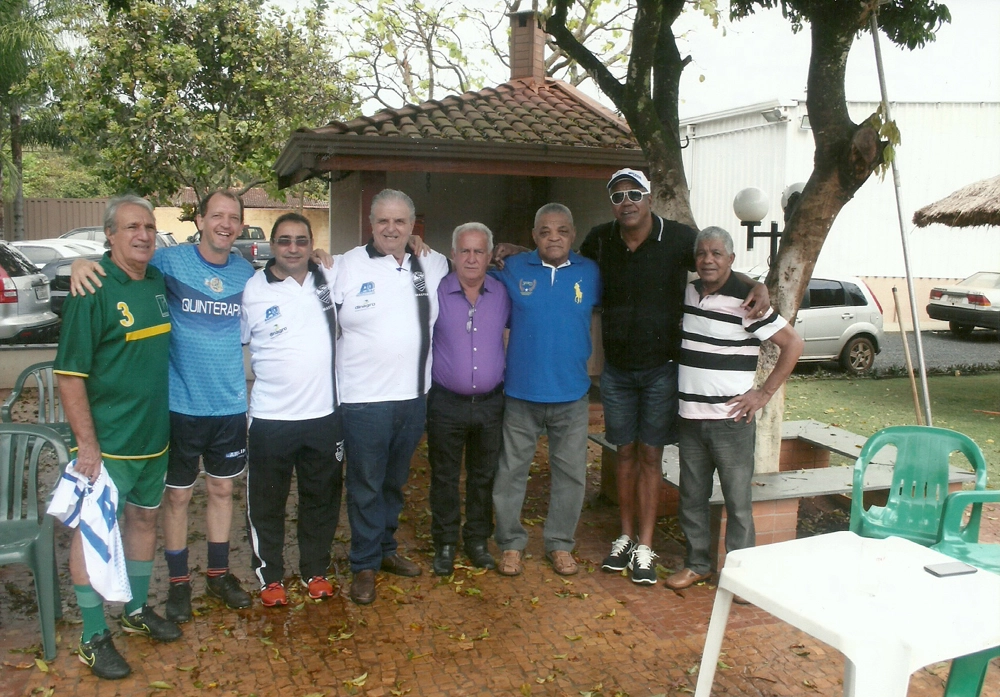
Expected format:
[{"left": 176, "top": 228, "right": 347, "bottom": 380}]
[{"left": 71, "top": 190, "right": 256, "bottom": 620}]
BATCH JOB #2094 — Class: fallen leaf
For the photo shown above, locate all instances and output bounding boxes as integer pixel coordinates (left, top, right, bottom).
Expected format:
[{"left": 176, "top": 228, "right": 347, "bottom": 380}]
[
  {"left": 520, "top": 683, "right": 532, "bottom": 696},
  {"left": 149, "top": 681, "right": 173, "bottom": 689},
  {"left": 176, "top": 665, "right": 197, "bottom": 671},
  {"left": 2, "top": 661, "right": 33, "bottom": 670},
  {"left": 344, "top": 672, "right": 368, "bottom": 687},
  {"left": 552, "top": 654, "right": 567, "bottom": 660},
  {"left": 34, "top": 659, "right": 49, "bottom": 673},
  {"left": 260, "top": 637, "right": 273, "bottom": 645},
  {"left": 803, "top": 679, "right": 817, "bottom": 690},
  {"left": 717, "top": 660, "right": 731, "bottom": 670},
  {"left": 388, "top": 585, "right": 406, "bottom": 595},
  {"left": 564, "top": 634, "right": 582, "bottom": 641}
]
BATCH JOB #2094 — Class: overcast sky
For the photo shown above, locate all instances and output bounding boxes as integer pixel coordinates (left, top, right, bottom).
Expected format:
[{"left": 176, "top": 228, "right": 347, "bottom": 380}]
[{"left": 277, "top": 0, "right": 999, "bottom": 117}]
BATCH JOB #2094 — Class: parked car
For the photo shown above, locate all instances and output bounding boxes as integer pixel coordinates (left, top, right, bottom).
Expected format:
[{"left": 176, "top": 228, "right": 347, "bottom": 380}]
[
  {"left": 793, "top": 276, "right": 885, "bottom": 374},
  {"left": 186, "top": 225, "right": 272, "bottom": 268},
  {"left": 926, "top": 272, "right": 1000, "bottom": 337},
  {"left": 0, "top": 241, "right": 60, "bottom": 343},
  {"left": 12, "top": 238, "right": 106, "bottom": 266},
  {"left": 36, "top": 253, "right": 104, "bottom": 316},
  {"left": 61, "top": 227, "right": 178, "bottom": 249}
]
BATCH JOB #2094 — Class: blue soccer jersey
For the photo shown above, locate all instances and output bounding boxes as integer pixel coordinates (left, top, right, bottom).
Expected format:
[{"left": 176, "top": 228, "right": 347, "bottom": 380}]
[{"left": 152, "top": 245, "right": 255, "bottom": 417}]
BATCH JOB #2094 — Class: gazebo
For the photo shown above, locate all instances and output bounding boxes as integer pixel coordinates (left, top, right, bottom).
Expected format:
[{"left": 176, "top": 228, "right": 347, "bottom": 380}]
[{"left": 912, "top": 175, "right": 1000, "bottom": 228}]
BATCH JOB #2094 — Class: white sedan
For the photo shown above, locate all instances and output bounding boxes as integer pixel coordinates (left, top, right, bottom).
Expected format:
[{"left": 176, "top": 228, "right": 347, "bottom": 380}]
[{"left": 927, "top": 272, "right": 1000, "bottom": 336}]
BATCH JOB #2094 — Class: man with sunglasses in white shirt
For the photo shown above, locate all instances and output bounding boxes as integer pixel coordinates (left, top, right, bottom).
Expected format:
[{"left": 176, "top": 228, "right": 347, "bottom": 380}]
[{"left": 580, "top": 169, "right": 769, "bottom": 586}]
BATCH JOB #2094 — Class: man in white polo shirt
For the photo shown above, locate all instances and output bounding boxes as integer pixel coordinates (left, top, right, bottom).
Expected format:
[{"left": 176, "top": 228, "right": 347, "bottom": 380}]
[
  {"left": 333, "top": 189, "right": 450, "bottom": 605},
  {"left": 668, "top": 226, "right": 802, "bottom": 591},
  {"left": 241, "top": 213, "right": 344, "bottom": 607}
]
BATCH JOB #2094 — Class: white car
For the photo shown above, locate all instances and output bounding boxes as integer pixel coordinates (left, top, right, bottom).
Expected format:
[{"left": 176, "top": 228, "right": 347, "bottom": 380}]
[
  {"left": 12, "top": 238, "right": 106, "bottom": 266},
  {"left": 793, "top": 276, "right": 886, "bottom": 374},
  {"left": 926, "top": 272, "right": 1000, "bottom": 337}
]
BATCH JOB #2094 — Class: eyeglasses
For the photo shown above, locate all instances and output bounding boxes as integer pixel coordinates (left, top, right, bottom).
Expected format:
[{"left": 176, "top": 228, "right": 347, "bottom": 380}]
[
  {"left": 610, "top": 189, "right": 647, "bottom": 205},
  {"left": 274, "top": 236, "right": 311, "bottom": 248},
  {"left": 466, "top": 306, "right": 476, "bottom": 333}
]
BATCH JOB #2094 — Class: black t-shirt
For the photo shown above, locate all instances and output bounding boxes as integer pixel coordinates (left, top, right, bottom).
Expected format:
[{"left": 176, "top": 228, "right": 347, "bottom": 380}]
[{"left": 580, "top": 214, "right": 697, "bottom": 370}]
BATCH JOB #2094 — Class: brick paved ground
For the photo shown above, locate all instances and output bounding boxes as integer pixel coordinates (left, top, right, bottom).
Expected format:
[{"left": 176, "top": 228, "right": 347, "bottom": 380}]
[{"left": 2, "top": 399, "right": 998, "bottom": 697}]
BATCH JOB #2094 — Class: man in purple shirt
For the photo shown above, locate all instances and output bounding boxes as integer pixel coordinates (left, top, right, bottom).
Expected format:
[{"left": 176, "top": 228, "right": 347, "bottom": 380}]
[{"left": 428, "top": 222, "right": 511, "bottom": 576}]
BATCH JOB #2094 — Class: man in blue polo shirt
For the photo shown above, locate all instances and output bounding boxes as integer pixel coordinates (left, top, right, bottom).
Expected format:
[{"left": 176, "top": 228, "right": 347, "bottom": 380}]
[{"left": 491, "top": 203, "right": 600, "bottom": 577}]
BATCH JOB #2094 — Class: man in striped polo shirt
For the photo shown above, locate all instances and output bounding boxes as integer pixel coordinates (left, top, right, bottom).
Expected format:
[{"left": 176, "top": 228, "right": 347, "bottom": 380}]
[{"left": 666, "top": 227, "right": 803, "bottom": 591}]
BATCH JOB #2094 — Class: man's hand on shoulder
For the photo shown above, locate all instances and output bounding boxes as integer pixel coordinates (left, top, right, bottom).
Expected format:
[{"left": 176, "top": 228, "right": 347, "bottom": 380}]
[
  {"left": 69, "top": 259, "right": 106, "bottom": 296},
  {"left": 311, "top": 248, "right": 334, "bottom": 269},
  {"left": 739, "top": 278, "right": 770, "bottom": 320},
  {"left": 491, "top": 242, "right": 528, "bottom": 270},
  {"left": 406, "top": 235, "right": 432, "bottom": 257}
]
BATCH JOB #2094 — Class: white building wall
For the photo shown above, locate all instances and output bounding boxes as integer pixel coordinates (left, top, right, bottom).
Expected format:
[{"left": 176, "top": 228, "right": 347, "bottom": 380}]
[{"left": 682, "top": 101, "right": 1000, "bottom": 279}]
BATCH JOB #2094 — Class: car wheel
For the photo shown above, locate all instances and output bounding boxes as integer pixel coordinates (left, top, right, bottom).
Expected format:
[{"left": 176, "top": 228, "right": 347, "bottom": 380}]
[
  {"left": 949, "top": 321, "right": 975, "bottom": 338},
  {"left": 840, "top": 336, "right": 875, "bottom": 374}
]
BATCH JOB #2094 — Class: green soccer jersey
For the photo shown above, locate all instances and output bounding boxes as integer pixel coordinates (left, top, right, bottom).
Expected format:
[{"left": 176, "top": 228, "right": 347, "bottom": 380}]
[{"left": 55, "top": 254, "right": 171, "bottom": 459}]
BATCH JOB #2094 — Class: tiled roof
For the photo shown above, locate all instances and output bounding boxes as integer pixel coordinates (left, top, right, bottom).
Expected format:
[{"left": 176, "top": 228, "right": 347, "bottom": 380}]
[
  {"left": 172, "top": 187, "right": 326, "bottom": 209},
  {"left": 305, "top": 78, "right": 639, "bottom": 151}
]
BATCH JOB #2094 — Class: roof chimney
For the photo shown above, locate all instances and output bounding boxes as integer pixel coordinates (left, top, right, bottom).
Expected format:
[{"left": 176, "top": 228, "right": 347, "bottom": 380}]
[{"left": 509, "top": 11, "right": 545, "bottom": 82}]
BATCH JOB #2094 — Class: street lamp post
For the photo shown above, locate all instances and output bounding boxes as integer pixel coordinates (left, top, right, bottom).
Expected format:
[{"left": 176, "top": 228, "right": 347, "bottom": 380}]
[{"left": 733, "top": 184, "right": 805, "bottom": 268}]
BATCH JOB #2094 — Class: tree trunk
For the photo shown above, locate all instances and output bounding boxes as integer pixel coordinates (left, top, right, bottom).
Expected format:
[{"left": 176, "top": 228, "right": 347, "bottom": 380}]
[
  {"left": 754, "top": 7, "right": 883, "bottom": 472},
  {"left": 11, "top": 104, "right": 25, "bottom": 241}
]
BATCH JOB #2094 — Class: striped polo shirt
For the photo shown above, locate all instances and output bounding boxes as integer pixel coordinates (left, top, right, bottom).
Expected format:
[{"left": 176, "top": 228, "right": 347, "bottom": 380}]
[{"left": 678, "top": 274, "right": 787, "bottom": 420}]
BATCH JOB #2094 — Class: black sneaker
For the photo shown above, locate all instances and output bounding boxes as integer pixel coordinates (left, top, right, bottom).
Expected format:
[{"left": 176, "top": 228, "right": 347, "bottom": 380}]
[
  {"left": 165, "top": 581, "right": 192, "bottom": 623},
  {"left": 78, "top": 629, "right": 131, "bottom": 680},
  {"left": 206, "top": 572, "right": 252, "bottom": 609},
  {"left": 601, "top": 535, "right": 636, "bottom": 572},
  {"left": 629, "top": 544, "right": 658, "bottom": 585},
  {"left": 120, "top": 605, "right": 182, "bottom": 642}
]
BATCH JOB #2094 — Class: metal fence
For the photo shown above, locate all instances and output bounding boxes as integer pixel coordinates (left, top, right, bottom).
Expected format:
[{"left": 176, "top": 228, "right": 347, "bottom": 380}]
[{"left": 2, "top": 198, "right": 108, "bottom": 241}]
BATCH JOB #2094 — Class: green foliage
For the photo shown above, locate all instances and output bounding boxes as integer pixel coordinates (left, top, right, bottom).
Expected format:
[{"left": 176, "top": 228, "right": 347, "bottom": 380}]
[
  {"left": 22, "top": 149, "right": 113, "bottom": 198},
  {"left": 729, "top": 0, "right": 951, "bottom": 49},
  {"left": 54, "top": 0, "right": 357, "bottom": 202},
  {"left": 866, "top": 104, "right": 902, "bottom": 179}
]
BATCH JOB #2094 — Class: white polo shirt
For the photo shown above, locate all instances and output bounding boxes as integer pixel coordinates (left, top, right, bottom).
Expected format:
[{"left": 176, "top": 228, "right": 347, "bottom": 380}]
[
  {"left": 241, "top": 263, "right": 339, "bottom": 420},
  {"left": 333, "top": 243, "right": 449, "bottom": 403}
]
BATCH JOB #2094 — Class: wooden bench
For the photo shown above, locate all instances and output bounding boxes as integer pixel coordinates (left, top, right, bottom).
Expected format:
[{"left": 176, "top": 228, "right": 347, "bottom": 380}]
[{"left": 589, "top": 420, "right": 977, "bottom": 570}]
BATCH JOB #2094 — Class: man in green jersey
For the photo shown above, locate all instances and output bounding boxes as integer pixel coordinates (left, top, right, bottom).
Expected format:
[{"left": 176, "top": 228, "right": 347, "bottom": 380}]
[{"left": 55, "top": 195, "right": 180, "bottom": 680}]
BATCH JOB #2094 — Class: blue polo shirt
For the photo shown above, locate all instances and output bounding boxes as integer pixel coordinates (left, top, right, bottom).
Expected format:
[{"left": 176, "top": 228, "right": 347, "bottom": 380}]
[{"left": 492, "top": 250, "right": 600, "bottom": 403}]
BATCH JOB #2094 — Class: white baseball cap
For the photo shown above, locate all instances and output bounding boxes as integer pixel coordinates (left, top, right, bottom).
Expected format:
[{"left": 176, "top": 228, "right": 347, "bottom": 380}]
[{"left": 607, "top": 168, "right": 651, "bottom": 193}]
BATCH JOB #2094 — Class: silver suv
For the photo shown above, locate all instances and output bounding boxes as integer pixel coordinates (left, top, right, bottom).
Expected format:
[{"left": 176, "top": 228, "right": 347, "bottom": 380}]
[
  {"left": 794, "top": 276, "right": 885, "bottom": 374},
  {"left": 0, "top": 241, "right": 59, "bottom": 343}
]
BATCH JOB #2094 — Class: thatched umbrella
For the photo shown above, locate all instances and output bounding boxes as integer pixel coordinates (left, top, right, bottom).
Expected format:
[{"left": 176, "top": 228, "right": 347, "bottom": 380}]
[{"left": 912, "top": 175, "right": 1000, "bottom": 228}]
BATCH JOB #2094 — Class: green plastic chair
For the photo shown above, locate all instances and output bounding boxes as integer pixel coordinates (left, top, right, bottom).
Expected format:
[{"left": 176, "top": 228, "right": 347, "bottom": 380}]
[
  {"left": 0, "top": 424, "right": 69, "bottom": 660},
  {"left": 849, "top": 426, "right": 988, "bottom": 547},
  {"left": 930, "top": 490, "right": 1000, "bottom": 574},
  {"left": 943, "top": 645, "right": 1000, "bottom": 697},
  {"left": 1, "top": 361, "right": 76, "bottom": 449}
]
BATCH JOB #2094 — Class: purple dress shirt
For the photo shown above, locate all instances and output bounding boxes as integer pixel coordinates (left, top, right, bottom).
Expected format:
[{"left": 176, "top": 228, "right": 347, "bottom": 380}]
[{"left": 431, "top": 272, "right": 510, "bottom": 396}]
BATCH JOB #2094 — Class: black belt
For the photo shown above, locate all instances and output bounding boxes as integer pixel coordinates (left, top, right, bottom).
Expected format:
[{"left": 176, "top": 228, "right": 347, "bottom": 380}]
[{"left": 431, "top": 382, "right": 504, "bottom": 403}]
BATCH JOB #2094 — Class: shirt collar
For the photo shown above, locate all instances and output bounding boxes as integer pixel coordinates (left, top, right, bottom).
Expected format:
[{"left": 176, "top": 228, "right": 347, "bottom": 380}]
[
  {"left": 527, "top": 249, "right": 576, "bottom": 268},
  {"left": 693, "top": 270, "right": 740, "bottom": 298},
  {"left": 101, "top": 252, "right": 157, "bottom": 283},
  {"left": 263, "top": 258, "right": 319, "bottom": 284},
  {"left": 442, "top": 271, "right": 491, "bottom": 295}
]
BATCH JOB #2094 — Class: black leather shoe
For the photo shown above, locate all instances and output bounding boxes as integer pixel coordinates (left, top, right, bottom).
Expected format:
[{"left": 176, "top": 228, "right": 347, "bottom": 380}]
[
  {"left": 380, "top": 554, "right": 422, "bottom": 577},
  {"left": 433, "top": 545, "right": 456, "bottom": 576},
  {"left": 350, "top": 569, "right": 376, "bottom": 605},
  {"left": 465, "top": 541, "right": 496, "bottom": 570}
]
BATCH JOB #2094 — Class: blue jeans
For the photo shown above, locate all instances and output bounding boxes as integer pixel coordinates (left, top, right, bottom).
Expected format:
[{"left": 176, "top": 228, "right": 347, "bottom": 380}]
[
  {"left": 600, "top": 361, "right": 678, "bottom": 446},
  {"left": 677, "top": 417, "right": 756, "bottom": 574},
  {"left": 341, "top": 398, "right": 426, "bottom": 572},
  {"left": 493, "top": 396, "right": 589, "bottom": 553}
]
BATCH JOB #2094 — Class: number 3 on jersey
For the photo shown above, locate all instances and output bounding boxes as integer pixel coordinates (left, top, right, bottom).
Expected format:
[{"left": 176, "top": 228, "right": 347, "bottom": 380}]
[{"left": 117, "top": 301, "right": 135, "bottom": 327}]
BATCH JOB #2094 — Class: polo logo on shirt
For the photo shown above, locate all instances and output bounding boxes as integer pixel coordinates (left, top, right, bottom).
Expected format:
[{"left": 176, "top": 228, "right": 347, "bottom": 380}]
[
  {"left": 358, "top": 282, "right": 374, "bottom": 296},
  {"left": 265, "top": 305, "right": 281, "bottom": 321},
  {"left": 574, "top": 281, "right": 583, "bottom": 304},
  {"left": 156, "top": 294, "right": 169, "bottom": 317},
  {"left": 205, "top": 277, "right": 224, "bottom": 294},
  {"left": 269, "top": 323, "right": 288, "bottom": 338},
  {"left": 519, "top": 279, "right": 536, "bottom": 296}
]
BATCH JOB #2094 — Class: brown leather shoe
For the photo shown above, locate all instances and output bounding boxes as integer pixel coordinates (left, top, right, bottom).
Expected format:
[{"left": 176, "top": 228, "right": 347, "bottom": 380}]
[
  {"left": 350, "top": 569, "right": 376, "bottom": 605},
  {"left": 665, "top": 568, "right": 711, "bottom": 590},
  {"left": 380, "top": 554, "right": 422, "bottom": 577},
  {"left": 546, "top": 550, "right": 579, "bottom": 576},
  {"left": 497, "top": 549, "right": 523, "bottom": 577}
]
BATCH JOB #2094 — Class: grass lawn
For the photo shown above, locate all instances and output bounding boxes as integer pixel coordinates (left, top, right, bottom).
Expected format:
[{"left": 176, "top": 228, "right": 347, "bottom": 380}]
[{"left": 784, "top": 372, "right": 1000, "bottom": 486}]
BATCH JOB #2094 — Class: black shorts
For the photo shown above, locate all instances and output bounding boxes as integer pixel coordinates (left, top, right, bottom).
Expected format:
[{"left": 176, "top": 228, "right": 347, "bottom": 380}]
[{"left": 166, "top": 412, "right": 248, "bottom": 488}]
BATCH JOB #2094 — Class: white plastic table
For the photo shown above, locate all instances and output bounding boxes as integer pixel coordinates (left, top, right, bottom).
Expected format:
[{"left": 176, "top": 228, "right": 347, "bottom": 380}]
[{"left": 694, "top": 531, "right": 1000, "bottom": 697}]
